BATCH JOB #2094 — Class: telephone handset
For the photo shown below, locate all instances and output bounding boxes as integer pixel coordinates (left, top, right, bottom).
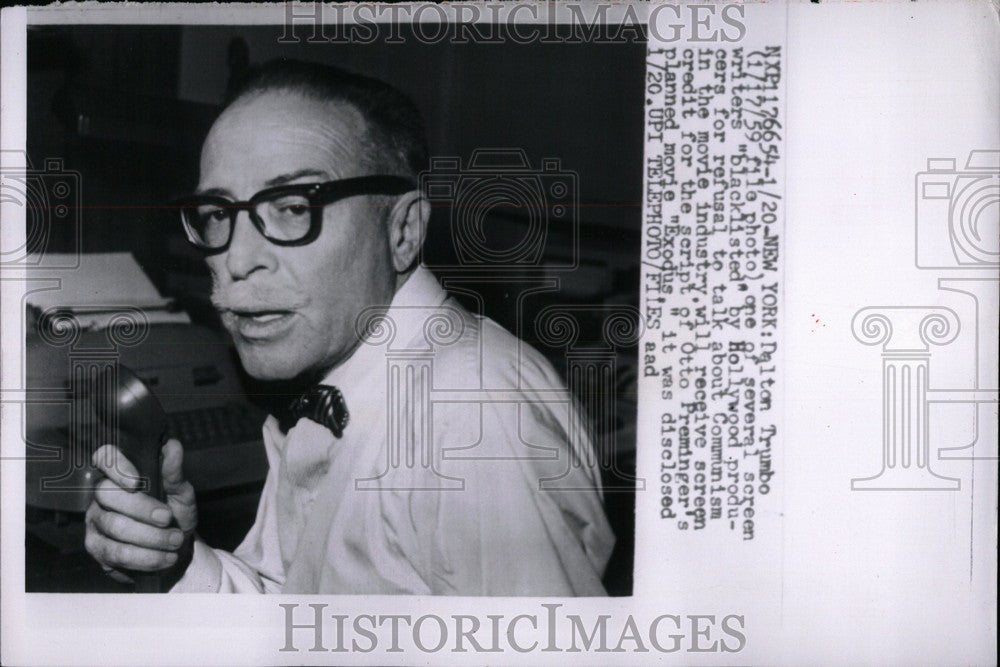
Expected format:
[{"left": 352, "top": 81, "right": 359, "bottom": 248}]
[{"left": 94, "top": 365, "right": 168, "bottom": 593}]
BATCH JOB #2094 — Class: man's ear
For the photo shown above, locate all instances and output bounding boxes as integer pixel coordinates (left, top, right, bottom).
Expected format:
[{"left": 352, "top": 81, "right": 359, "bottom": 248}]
[{"left": 387, "top": 190, "right": 430, "bottom": 273}]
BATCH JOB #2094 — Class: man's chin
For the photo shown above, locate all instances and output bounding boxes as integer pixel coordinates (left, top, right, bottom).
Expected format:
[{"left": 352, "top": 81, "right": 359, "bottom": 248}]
[{"left": 232, "top": 341, "right": 311, "bottom": 381}]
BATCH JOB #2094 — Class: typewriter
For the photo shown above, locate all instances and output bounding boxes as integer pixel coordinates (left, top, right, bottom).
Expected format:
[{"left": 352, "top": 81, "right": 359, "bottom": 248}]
[{"left": 25, "top": 322, "right": 269, "bottom": 513}]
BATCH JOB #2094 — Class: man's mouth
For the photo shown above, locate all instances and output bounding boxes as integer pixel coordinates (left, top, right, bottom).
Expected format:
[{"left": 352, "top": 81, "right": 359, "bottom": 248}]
[{"left": 226, "top": 309, "right": 296, "bottom": 340}]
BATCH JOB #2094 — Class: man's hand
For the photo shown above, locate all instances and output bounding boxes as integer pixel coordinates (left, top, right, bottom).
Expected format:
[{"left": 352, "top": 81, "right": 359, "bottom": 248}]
[{"left": 84, "top": 439, "right": 197, "bottom": 586}]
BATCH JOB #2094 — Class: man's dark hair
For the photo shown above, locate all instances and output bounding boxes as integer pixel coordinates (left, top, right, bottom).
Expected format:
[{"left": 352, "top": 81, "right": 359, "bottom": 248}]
[{"left": 226, "top": 58, "right": 428, "bottom": 178}]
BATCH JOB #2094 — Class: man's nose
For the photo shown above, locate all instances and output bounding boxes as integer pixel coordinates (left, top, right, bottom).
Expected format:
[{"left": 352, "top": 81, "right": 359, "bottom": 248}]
[{"left": 224, "top": 210, "right": 275, "bottom": 280}]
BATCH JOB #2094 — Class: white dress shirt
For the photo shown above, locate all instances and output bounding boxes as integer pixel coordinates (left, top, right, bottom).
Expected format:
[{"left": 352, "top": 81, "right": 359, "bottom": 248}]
[{"left": 172, "top": 266, "right": 614, "bottom": 595}]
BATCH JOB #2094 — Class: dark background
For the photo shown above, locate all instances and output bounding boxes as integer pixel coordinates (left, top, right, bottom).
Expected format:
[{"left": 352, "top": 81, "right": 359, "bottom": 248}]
[{"left": 24, "top": 25, "right": 645, "bottom": 595}]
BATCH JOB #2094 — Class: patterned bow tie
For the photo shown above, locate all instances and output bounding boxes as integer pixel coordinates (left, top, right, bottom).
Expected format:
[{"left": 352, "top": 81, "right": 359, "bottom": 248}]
[{"left": 280, "top": 385, "right": 350, "bottom": 438}]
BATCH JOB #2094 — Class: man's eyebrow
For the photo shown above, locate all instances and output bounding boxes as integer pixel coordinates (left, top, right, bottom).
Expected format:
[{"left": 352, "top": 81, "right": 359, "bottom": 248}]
[
  {"left": 194, "top": 170, "right": 329, "bottom": 198},
  {"left": 264, "top": 169, "right": 330, "bottom": 187},
  {"left": 195, "top": 186, "right": 233, "bottom": 197}
]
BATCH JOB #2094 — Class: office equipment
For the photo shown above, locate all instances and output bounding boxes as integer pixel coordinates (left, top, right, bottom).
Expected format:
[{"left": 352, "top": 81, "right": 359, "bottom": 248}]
[
  {"left": 26, "top": 322, "right": 269, "bottom": 513},
  {"left": 26, "top": 252, "right": 191, "bottom": 329},
  {"left": 23, "top": 251, "right": 270, "bottom": 591},
  {"left": 25, "top": 251, "right": 268, "bottom": 514}
]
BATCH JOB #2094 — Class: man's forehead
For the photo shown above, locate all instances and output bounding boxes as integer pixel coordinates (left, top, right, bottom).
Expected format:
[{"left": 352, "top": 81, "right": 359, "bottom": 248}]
[{"left": 198, "top": 91, "right": 368, "bottom": 190}]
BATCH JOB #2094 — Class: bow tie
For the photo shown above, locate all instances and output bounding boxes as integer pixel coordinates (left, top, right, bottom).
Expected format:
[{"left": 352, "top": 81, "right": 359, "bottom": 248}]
[{"left": 279, "top": 384, "right": 350, "bottom": 438}]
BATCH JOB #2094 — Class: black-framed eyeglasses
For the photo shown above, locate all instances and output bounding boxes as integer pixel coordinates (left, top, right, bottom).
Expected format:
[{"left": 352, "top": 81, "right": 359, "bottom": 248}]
[{"left": 170, "top": 175, "right": 416, "bottom": 253}]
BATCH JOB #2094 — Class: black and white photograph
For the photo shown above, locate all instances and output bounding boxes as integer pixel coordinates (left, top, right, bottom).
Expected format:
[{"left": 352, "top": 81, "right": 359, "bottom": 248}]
[
  {"left": 1, "top": 2, "right": 997, "bottom": 665},
  {"left": 16, "top": 23, "right": 644, "bottom": 596}
]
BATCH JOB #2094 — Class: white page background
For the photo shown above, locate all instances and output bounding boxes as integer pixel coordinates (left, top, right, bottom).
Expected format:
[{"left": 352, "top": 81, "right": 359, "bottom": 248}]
[
  {"left": 779, "top": 0, "right": 997, "bottom": 662},
  {"left": 1, "top": 2, "right": 997, "bottom": 665}
]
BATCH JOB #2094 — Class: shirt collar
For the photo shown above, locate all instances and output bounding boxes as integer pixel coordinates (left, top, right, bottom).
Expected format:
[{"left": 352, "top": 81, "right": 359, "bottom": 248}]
[{"left": 319, "top": 265, "right": 447, "bottom": 388}]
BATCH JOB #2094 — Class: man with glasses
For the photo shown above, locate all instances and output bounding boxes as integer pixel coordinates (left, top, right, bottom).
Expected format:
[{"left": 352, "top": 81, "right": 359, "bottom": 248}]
[{"left": 84, "top": 59, "right": 614, "bottom": 595}]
